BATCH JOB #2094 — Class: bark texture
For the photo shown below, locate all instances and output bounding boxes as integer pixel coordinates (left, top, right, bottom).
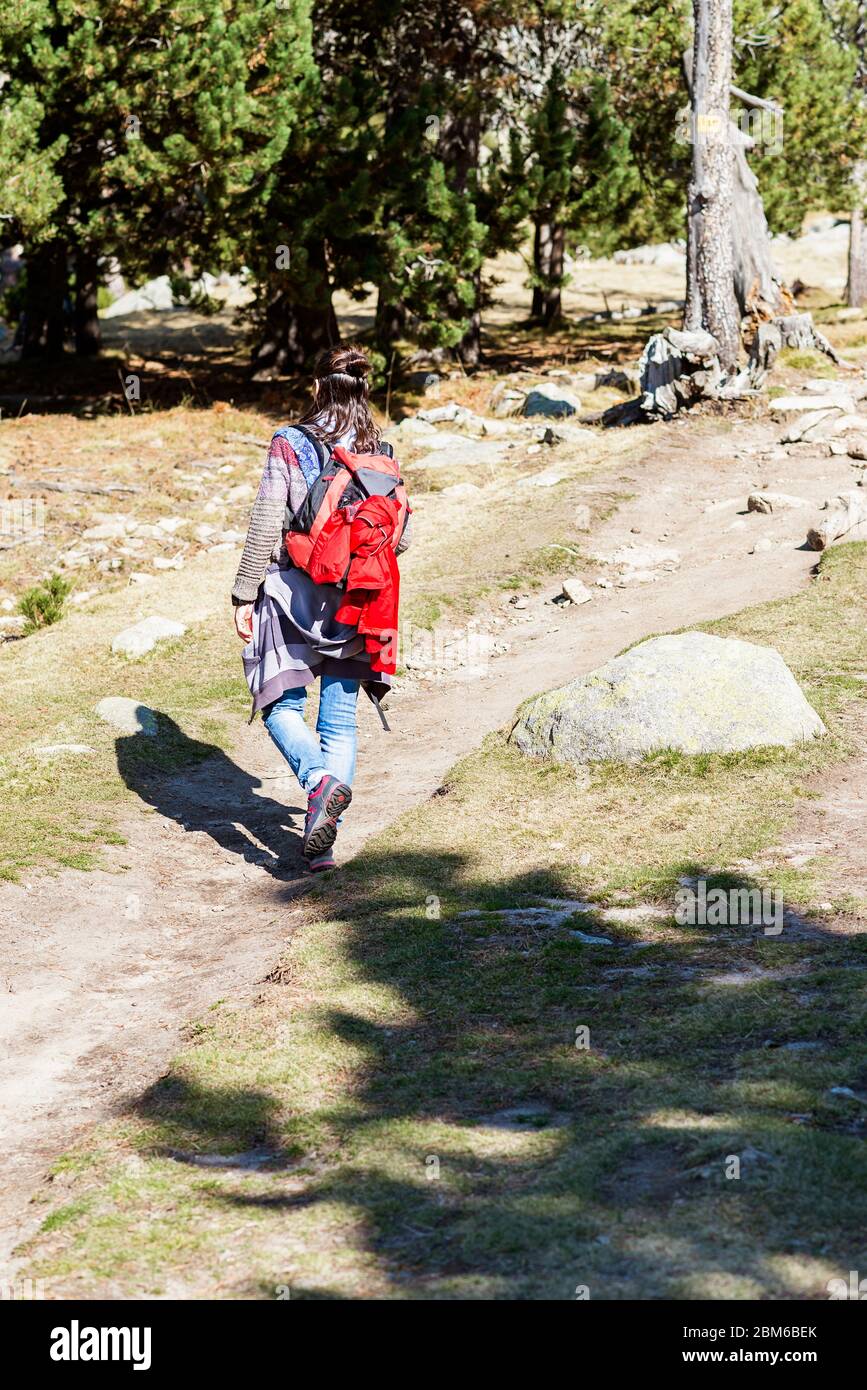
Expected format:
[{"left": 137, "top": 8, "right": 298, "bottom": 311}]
[
  {"left": 532, "top": 219, "right": 566, "bottom": 326},
  {"left": 848, "top": 204, "right": 867, "bottom": 308},
  {"left": 686, "top": 0, "right": 740, "bottom": 371},
  {"left": 73, "top": 248, "right": 102, "bottom": 357},
  {"left": 251, "top": 241, "right": 338, "bottom": 375},
  {"left": 21, "top": 240, "right": 68, "bottom": 361}
]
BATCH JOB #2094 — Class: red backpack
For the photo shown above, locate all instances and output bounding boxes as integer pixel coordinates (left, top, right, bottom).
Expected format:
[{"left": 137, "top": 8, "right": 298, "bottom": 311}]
[{"left": 283, "top": 426, "right": 410, "bottom": 585}]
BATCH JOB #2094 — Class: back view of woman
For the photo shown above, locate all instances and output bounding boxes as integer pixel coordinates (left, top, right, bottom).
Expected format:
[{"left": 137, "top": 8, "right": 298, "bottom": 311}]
[{"left": 231, "top": 346, "right": 410, "bottom": 871}]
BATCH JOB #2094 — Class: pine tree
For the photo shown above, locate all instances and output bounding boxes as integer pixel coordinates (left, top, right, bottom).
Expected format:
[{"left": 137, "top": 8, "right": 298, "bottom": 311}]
[{"left": 1, "top": 1, "right": 313, "bottom": 358}]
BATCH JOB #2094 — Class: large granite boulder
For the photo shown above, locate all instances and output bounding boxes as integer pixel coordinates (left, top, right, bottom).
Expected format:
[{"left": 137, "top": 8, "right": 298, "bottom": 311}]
[{"left": 510, "top": 631, "right": 825, "bottom": 765}]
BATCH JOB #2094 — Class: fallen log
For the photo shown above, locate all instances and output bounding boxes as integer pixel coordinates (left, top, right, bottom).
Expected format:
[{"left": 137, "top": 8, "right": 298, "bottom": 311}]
[{"left": 806, "top": 490, "right": 867, "bottom": 550}]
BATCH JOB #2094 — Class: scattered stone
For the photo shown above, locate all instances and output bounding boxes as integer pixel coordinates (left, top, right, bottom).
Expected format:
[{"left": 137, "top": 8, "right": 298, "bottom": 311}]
[
  {"left": 94, "top": 697, "right": 159, "bottom": 736},
  {"left": 750, "top": 537, "right": 775, "bottom": 554},
  {"left": 561, "top": 577, "right": 593, "bottom": 606},
  {"left": 829, "top": 1086, "right": 867, "bottom": 1104},
  {"left": 516, "top": 467, "right": 570, "bottom": 488},
  {"left": 594, "top": 368, "right": 637, "bottom": 394},
  {"left": 128, "top": 572, "right": 154, "bottom": 586},
  {"left": 414, "top": 439, "right": 508, "bottom": 471},
  {"left": 610, "top": 542, "right": 680, "bottom": 571},
  {"left": 406, "top": 370, "right": 441, "bottom": 394},
  {"left": 440, "top": 483, "right": 482, "bottom": 498},
  {"left": 479, "top": 1103, "right": 569, "bottom": 1131},
  {"left": 111, "top": 616, "right": 187, "bottom": 658},
  {"left": 226, "top": 483, "right": 256, "bottom": 503},
  {"left": 155, "top": 516, "right": 186, "bottom": 535},
  {"left": 31, "top": 743, "right": 95, "bottom": 757},
  {"left": 82, "top": 516, "right": 130, "bottom": 541},
  {"left": 747, "top": 492, "right": 809, "bottom": 513},
  {"left": 522, "top": 383, "right": 581, "bottom": 419},
  {"left": 770, "top": 393, "right": 855, "bottom": 415},
  {"left": 510, "top": 631, "right": 826, "bottom": 765},
  {"left": 416, "top": 402, "right": 469, "bottom": 424},
  {"left": 152, "top": 554, "right": 185, "bottom": 570}
]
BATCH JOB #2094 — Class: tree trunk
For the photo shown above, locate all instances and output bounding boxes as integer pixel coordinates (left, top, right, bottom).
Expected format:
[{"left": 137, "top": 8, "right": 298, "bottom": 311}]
[
  {"left": 21, "top": 240, "right": 68, "bottom": 360},
  {"left": 684, "top": 0, "right": 740, "bottom": 369},
  {"left": 730, "top": 128, "right": 787, "bottom": 318},
  {"left": 456, "top": 272, "right": 482, "bottom": 367},
  {"left": 442, "top": 100, "right": 483, "bottom": 367},
  {"left": 251, "top": 240, "right": 338, "bottom": 375},
  {"left": 848, "top": 204, "right": 867, "bottom": 308},
  {"left": 374, "top": 292, "right": 406, "bottom": 352},
  {"left": 74, "top": 248, "right": 102, "bottom": 357},
  {"left": 532, "top": 219, "right": 565, "bottom": 326}
]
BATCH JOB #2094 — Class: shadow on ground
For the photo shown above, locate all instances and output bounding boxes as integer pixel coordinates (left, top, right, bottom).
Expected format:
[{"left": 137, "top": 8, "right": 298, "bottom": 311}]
[
  {"left": 115, "top": 715, "right": 307, "bottom": 881},
  {"left": 122, "top": 832, "right": 867, "bottom": 1299}
]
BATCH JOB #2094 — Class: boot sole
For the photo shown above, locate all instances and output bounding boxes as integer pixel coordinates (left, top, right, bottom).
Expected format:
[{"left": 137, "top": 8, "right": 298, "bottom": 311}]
[{"left": 303, "top": 784, "right": 352, "bottom": 859}]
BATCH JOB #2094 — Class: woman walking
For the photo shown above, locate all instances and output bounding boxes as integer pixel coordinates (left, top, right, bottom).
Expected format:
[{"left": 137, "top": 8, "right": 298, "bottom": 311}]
[{"left": 232, "top": 346, "right": 410, "bottom": 871}]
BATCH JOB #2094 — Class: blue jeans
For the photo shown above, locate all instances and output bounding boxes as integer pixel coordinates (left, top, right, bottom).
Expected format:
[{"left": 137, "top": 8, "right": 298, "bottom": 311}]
[{"left": 263, "top": 674, "right": 359, "bottom": 794}]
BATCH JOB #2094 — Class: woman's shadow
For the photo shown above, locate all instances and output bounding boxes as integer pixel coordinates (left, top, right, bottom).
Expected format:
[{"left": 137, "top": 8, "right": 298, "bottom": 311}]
[{"left": 114, "top": 709, "right": 307, "bottom": 881}]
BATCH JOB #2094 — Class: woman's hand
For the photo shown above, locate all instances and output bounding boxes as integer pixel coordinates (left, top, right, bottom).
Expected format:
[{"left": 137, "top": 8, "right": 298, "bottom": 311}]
[{"left": 234, "top": 603, "right": 254, "bottom": 642}]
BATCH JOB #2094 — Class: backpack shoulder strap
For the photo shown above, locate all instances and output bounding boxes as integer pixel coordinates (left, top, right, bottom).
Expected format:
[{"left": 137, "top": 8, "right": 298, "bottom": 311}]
[{"left": 290, "top": 424, "right": 332, "bottom": 472}]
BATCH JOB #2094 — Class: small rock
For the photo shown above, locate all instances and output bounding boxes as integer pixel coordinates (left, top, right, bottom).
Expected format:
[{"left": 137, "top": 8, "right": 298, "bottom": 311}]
[
  {"left": 416, "top": 401, "right": 468, "bottom": 424},
  {"left": 747, "top": 492, "right": 809, "bottom": 514},
  {"left": 750, "top": 537, "right": 774, "bottom": 553},
  {"left": 152, "top": 555, "right": 185, "bottom": 571},
  {"left": 111, "top": 616, "right": 187, "bottom": 658},
  {"left": 522, "top": 384, "right": 581, "bottom": 419},
  {"left": 517, "top": 467, "right": 569, "bottom": 488},
  {"left": 561, "top": 577, "right": 593, "bottom": 606},
  {"left": 94, "top": 697, "right": 159, "bottom": 736},
  {"left": 226, "top": 483, "right": 255, "bottom": 503},
  {"left": 32, "top": 743, "right": 95, "bottom": 757},
  {"left": 82, "top": 516, "right": 130, "bottom": 541},
  {"left": 441, "top": 483, "right": 482, "bottom": 498}
]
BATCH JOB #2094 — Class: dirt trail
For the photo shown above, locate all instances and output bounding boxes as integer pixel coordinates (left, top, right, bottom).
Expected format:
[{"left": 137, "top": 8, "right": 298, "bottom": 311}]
[{"left": 1, "top": 413, "right": 864, "bottom": 1279}]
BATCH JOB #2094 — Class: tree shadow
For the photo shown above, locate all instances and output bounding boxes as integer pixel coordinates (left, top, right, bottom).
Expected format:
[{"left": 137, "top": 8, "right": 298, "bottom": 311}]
[
  {"left": 114, "top": 710, "right": 307, "bottom": 880},
  {"left": 121, "top": 843, "right": 867, "bottom": 1298}
]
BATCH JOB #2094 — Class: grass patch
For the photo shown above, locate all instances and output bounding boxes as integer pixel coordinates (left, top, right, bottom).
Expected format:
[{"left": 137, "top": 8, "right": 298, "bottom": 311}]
[
  {"left": 777, "top": 349, "right": 835, "bottom": 375},
  {"left": 20, "top": 544, "right": 867, "bottom": 1300}
]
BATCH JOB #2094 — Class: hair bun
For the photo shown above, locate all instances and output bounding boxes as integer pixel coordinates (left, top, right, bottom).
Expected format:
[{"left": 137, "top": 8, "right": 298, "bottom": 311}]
[
  {"left": 343, "top": 353, "right": 370, "bottom": 380},
  {"left": 314, "top": 345, "right": 371, "bottom": 382}
]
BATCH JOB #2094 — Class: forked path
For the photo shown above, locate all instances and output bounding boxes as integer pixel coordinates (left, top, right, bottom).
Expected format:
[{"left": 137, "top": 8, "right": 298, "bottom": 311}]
[{"left": 1, "top": 418, "right": 864, "bottom": 1279}]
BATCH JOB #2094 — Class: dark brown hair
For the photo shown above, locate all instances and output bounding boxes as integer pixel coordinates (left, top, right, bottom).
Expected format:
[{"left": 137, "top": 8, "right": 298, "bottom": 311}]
[{"left": 297, "top": 345, "right": 381, "bottom": 454}]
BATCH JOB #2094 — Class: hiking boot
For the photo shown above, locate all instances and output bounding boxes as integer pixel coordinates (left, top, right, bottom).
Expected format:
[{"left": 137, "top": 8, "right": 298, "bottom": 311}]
[
  {"left": 303, "top": 774, "right": 352, "bottom": 859},
  {"left": 307, "top": 847, "right": 337, "bottom": 874}
]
